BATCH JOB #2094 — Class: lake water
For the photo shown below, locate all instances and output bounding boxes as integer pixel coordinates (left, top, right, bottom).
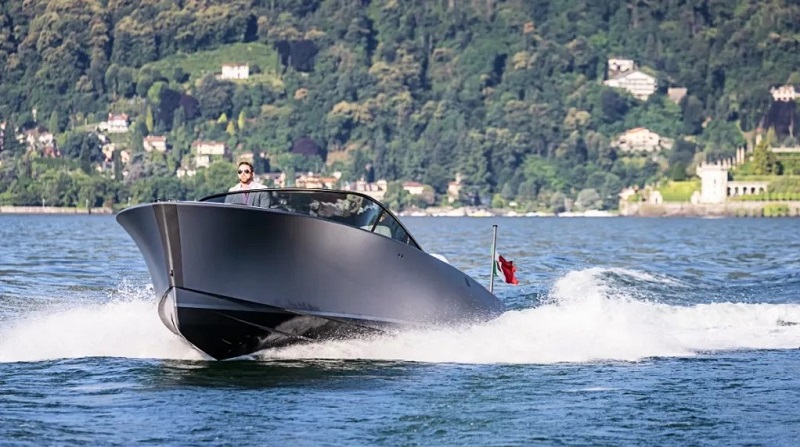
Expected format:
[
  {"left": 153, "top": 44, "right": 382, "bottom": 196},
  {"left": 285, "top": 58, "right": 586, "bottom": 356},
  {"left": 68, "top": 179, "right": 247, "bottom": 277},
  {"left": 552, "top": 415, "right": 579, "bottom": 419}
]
[{"left": 1, "top": 214, "right": 799, "bottom": 445}]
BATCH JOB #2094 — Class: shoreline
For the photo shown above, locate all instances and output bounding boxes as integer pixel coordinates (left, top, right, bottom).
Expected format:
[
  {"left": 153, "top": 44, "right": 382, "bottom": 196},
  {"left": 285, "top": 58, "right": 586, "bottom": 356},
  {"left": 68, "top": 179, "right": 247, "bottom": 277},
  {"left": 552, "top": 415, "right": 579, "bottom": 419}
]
[
  {"left": 0, "top": 206, "right": 114, "bottom": 215},
  {"left": 619, "top": 200, "right": 800, "bottom": 218},
  {"left": 401, "top": 201, "right": 800, "bottom": 217}
]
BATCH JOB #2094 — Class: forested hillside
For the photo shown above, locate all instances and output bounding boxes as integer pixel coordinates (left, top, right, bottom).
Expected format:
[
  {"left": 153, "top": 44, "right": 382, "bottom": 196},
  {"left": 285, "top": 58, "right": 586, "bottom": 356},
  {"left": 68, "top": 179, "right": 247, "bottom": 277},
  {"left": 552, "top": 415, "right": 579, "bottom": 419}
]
[{"left": 1, "top": 0, "right": 799, "bottom": 210}]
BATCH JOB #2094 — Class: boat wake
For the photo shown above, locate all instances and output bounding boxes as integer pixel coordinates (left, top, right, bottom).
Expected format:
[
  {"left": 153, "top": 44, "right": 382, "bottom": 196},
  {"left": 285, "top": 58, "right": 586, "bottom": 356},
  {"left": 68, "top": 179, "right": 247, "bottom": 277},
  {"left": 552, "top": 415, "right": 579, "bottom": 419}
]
[
  {"left": 263, "top": 267, "right": 800, "bottom": 364},
  {"left": 1, "top": 268, "right": 798, "bottom": 364},
  {"left": 0, "top": 283, "right": 203, "bottom": 363}
]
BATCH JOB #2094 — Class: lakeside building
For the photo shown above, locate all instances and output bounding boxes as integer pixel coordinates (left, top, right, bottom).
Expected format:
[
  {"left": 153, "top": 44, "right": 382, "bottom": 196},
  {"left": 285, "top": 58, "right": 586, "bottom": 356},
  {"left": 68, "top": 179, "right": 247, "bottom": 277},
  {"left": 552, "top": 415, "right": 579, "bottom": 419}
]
[
  {"left": 619, "top": 146, "right": 783, "bottom": 215},
  {"left": 402, "top": 181, "right": 425, "bottom": 196},
  {"left": 695, "top": 156, "right": 768, "bottom": 204},
  {"left": 447, "top": 173, "right": 463, "bottom": 203}
]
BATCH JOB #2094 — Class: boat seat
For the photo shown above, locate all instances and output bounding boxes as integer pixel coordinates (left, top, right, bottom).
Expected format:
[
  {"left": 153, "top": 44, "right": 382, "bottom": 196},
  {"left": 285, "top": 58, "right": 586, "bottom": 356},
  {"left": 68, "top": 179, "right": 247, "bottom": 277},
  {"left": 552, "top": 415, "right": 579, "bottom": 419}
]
[
  {"left": 373, "top": 225, "right": 392, "bottom": 238},
  {"left": 361, "top": 224, "right": 393, "bottom": 238}
]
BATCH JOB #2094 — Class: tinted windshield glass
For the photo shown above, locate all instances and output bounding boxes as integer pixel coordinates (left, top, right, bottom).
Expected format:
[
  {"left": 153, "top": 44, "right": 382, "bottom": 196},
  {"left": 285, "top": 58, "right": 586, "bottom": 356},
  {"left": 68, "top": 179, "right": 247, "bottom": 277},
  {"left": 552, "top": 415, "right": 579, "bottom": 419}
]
[{"left": 201, "top": 189, "right": 419, "bottom": 249}]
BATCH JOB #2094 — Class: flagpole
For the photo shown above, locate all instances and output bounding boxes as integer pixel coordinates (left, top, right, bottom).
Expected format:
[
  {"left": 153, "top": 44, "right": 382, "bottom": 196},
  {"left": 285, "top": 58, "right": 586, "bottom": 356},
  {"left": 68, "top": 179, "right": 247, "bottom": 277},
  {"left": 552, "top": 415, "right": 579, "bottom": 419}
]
[{"left": 489, "top": 224, "right": 498, "bottom": 293}]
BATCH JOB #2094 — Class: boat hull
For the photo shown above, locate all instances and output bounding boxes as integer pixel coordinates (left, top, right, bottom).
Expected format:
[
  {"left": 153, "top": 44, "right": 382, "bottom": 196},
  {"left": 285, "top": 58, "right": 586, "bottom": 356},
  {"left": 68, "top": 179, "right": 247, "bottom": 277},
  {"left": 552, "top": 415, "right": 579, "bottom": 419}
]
[
  {"left": 157, "top": 286, "right": 382, "bottom": 359},
  {"left": 117, "top": 201, "right": 503, "bottom": 359}
]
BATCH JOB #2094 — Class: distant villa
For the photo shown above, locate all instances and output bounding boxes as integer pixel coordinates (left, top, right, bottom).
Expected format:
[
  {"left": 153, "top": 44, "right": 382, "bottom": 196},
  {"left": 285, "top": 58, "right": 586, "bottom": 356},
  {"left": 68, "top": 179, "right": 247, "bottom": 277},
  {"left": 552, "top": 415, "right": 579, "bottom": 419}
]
[
  {"left": 695, "top": 150, "right": 768, "bottom": 204},
  {"left": 220, "top": 64, "right": 249, "bottom": 80},
  {"left": 770, "top": 85, "right": 799, "bottom": 102},
  {"left": 613, "top": 128, "right": 672, "bottom": 154}
]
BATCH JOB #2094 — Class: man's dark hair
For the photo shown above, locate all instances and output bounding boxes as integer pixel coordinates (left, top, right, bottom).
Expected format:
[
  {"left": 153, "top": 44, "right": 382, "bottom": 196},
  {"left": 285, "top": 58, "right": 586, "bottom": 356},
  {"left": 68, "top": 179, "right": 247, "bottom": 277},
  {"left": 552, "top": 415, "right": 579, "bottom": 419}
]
[{"left": 238, "top": 161, "right": 254, "bottom": 171}]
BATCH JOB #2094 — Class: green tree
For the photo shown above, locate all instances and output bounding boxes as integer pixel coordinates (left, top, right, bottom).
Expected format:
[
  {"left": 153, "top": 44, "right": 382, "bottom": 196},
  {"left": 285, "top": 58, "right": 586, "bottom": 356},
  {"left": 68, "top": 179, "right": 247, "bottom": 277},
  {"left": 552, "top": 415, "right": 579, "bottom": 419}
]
[
  {"left": 668, "top": 162, "right": 688, "bottom": 181},
  {"left": 193, "top": 161, "right": 237, "bottom": 199},
  {"left": 521, "top": 156, "right": 564, "bottom": 199},
  {"left": 382, "top": 181, "right": 410, "bottom": 211},
  {"left": 550, "top": 192, "right": 567, "bottom": 213},
  {"left": 131, "top": 176, "right": 186, "bottom": 203},
  {"left": 195, "top": 75, "right": 235, "bottom": 120},
  {"left": 751, "top": 138, "right": 780, "bottom": 176},
  {"left": 238, "top": 110, "right": 246, "bottom": 131},
  {"left": 680, "top": 95, "right": 705, "bottom": 135},
  {"left": 575, "top": 188, "right": 602, "bottom": 210},
  {"left": 1, "top": 121, "right": 25, "bottom": 156},
  {"left": 48, "top": 111, "right": 60, "bottom": 133},
  {"left": 61, "top": 132, "right": 103, "bottom": 174},
  {"left": 172, "top": 106, "right": 186, "bottom": 129},
  {"left": 491, "top": 194, "right": 506, "bottom": 209},
  {"left": 147, "top": 82, "right": 166, "bottom": 107},
  {"left": 172, "top": 67, "right": 188, "bottom": 83},
  {"left": 145, "top": 105, "right": 154, "bottom": 133}
]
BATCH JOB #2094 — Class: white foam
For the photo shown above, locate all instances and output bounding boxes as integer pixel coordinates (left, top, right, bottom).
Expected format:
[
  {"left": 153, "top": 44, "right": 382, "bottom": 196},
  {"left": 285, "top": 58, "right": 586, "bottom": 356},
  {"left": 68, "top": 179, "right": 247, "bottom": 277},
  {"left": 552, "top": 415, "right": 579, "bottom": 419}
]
[
  {"left": 3, "top": 269, "right": 799, "bottom": 364},
  {"left": 262, "top": 268, "right": 800, "bottom": 364},
  {"left": 0, "top": 286, "right": 202, "bottom": 363},
  {"left": 603, "top": 266, "right": 684, "bottom": 286}
]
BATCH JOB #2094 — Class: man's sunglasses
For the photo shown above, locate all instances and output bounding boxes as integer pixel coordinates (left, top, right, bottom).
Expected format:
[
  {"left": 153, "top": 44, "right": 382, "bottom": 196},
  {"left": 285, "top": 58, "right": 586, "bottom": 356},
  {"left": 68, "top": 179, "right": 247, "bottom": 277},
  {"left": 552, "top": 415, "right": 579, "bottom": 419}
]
[{"left": 238, "top": 169, "right": 252, "bottom": 174}]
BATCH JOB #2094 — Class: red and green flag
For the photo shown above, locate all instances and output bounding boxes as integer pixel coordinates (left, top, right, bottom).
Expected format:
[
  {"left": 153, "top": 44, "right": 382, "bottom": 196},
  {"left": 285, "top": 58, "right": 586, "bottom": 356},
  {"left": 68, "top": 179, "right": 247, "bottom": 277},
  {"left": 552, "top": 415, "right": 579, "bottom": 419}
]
[{"left": 494, "top": 253, "right": 519, "bottom": 285}]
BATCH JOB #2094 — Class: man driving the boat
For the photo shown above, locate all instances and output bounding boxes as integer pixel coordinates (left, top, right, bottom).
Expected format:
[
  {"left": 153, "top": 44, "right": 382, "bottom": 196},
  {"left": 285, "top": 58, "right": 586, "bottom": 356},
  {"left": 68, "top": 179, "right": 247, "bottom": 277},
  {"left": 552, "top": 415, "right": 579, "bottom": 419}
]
[{"left": 225, "top": 161, "right": 269, "bottom": 207}]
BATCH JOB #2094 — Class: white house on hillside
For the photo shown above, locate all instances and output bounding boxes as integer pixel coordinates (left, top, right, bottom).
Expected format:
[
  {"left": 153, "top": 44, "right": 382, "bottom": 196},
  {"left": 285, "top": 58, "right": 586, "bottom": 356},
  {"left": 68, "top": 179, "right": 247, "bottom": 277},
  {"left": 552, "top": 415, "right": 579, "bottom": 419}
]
[
  {"left": 143, "top": 135, "right": 167, "bottom": 152},
  {"left": 295, "top": 172, "right": 339, "bottom": 189},
  {"left": 604, "top": 70, "right": 657, "bottom": 101},
  {"left": 102, "top": 143, "right": 116, "bottom": 162},
  {"left": 607, "top": 58, "right": 635, "bottom": 76},
  {"left": 402, "top": 181, "right": 426, "bottom": 196},
  {"left": 262, "top": 172, "right": 287, "bottom": 188},
  {"left": 25, "top": 129, "right": 54, "bottom": 148},
  {"left": 342, "top": 179, "right": 388, "bottom": 202},
  {"left": 22, "top": 128, "right": 59, "bottom": 157},
  {"left": 107, "top": 113, "right": 129, "bottom": 133},
  {"left": 191, "top": 140, "right": 227, "bottom": 168},
  {"left": 613, "top": 128, "right": 672, "bottom": 153},
  {"left": 192, "top": 140, "right": 226, "bottom": 156},
  {"left": 770, "top": 85, "right": 799, "bottom": 102},
  {"left": 176, "top": 168, "right": 197, "bottom": 178},
  {"left": 220, "top": 64, "right": 249, "bottom": 80}
]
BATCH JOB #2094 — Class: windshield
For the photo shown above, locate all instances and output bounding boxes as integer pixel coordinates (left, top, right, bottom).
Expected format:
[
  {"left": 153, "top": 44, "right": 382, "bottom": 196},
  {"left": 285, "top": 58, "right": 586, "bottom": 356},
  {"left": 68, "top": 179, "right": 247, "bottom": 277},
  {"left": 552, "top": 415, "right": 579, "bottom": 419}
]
[{"left": 200, "top": 188, "right": 420, "bottom": 249}]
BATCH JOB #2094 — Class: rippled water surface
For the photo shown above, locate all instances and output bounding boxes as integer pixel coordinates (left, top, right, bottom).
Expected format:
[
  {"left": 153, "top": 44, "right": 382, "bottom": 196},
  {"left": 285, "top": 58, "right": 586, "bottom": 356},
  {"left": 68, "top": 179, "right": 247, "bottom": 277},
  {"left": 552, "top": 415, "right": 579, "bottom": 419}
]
[{"left": 1, "top": 214, "right": 799, "bottom": 445}]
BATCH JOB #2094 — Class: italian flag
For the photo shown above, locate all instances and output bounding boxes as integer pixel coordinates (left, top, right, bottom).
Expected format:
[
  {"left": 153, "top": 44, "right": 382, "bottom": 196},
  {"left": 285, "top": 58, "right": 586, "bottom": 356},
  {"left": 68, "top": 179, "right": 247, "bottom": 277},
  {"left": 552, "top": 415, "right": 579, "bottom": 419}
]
[{"left": 494, "top": 253, "right": 519, "bottom": 285}]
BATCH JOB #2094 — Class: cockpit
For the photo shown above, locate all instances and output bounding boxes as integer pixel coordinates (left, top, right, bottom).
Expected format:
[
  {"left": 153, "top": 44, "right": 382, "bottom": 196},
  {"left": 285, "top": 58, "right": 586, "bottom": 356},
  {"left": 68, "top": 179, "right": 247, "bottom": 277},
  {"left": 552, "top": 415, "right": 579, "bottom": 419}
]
[{"left": 200, "top": 188, "right": 421, "bottom": 249}]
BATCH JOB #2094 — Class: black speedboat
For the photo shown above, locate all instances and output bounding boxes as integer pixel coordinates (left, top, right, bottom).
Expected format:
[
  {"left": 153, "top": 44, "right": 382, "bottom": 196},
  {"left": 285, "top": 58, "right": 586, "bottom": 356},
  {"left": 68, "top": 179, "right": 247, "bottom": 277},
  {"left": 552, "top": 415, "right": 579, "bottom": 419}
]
[{"left": 117, "top": 188, "right": 504, "bottom": 360}]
